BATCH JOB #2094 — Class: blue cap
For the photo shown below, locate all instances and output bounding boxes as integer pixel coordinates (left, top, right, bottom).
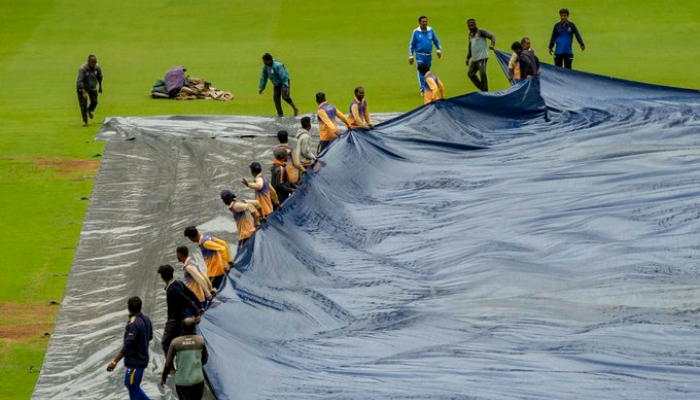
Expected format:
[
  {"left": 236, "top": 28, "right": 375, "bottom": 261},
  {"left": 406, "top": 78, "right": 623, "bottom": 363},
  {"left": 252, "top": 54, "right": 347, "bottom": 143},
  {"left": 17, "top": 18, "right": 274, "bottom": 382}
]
[{"left": 220, "top": 189, "right": 235, "bottom": 200}]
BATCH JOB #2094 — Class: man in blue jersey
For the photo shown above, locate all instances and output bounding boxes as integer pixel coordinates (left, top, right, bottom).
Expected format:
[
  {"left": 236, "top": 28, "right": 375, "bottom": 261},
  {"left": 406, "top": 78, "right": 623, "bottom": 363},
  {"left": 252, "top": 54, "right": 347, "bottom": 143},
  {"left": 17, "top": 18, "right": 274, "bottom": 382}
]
[
  {"left": 106, "top": 296, "right": 154, "bottom": 400},
  {"left": 408, "top": 16, "right": 442, "bottom": 94},
  {"left": 548, "top": 8, "right": 585, "bottom": 69},
  {"left": 259, "top": 53, "right": 299, "bottom": 117}
]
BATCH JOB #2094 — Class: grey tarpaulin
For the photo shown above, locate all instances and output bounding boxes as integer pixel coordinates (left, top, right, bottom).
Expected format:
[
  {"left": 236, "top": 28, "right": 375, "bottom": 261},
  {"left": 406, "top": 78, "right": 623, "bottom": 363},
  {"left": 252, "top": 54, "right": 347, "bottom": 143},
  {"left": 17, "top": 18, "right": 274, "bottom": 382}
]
[
  {"left": 34, "top": 62, "right": 700, "bottom": 400},
  {"left": 30, "top": 113, "right": 398, "bottom": 400}
]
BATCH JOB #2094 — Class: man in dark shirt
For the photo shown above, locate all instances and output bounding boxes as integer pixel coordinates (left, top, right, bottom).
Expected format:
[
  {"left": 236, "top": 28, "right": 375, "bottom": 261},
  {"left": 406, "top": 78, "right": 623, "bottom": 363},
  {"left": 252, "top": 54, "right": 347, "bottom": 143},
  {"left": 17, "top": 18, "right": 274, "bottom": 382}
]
[
  {"left": 512, "top": 41, "right": 540, "bottom": 79},
  {"left": 157, "top": 265, "right": 201, "bottom": 355},
  {"left": 76, "top": 54, "right": 103, "bottom": 127},
  {"left": 548, "top": 8, "right": 585, "bottom": 69},
  {"left": 270, "top": 147, "right": 297, "bottom": 204},
  {"left": 106, "top": 296, "right": 154, "bottom": 400}
]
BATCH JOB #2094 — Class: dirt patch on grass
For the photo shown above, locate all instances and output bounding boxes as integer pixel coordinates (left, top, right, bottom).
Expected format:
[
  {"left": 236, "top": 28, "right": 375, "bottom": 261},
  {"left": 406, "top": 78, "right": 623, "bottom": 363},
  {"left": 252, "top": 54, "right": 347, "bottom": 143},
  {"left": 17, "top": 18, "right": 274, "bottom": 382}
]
[
  {"left": 1, "top": 155, "right": 100, "bottom": 180},
  {"left": 0, "top": 302, "right": 58, "bottom": 341},
  {"left": 33, "top": 157, "right": 100, "bottom": 178}
]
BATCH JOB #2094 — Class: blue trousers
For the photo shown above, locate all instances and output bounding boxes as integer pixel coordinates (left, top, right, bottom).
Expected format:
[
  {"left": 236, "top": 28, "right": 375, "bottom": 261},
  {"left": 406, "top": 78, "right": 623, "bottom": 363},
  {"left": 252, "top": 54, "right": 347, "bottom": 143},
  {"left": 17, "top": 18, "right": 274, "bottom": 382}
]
[
  {"left": 124, "top": 367, "right": 152, "bottom": 400},
  {"left": 415, "top": 54, "right": 432, "bottom": 89}
]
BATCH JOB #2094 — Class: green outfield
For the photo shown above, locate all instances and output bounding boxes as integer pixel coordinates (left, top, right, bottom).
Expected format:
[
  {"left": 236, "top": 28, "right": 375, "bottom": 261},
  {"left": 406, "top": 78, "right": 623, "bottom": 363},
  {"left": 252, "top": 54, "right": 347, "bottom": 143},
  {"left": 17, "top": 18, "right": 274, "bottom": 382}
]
[{"left": 1, "top": 0, "right": 698, "bottom": 398}]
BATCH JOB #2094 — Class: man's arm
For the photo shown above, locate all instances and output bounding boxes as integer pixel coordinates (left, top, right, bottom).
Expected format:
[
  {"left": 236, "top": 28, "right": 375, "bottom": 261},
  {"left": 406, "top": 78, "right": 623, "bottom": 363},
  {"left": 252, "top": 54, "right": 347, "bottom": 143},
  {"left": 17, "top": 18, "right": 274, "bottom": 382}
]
[
  {"left": 269, "top": 185, "right": 280, "bottom": 206},
  {"left": 211, "top": 237, "right": 232, "bottom": 264},
  {"left": 107, "top": 322, "right": 136, "bottom": 371},
  {"left": 364, "top": 102, "right": 373, "bottom": 127},
  {"left": 548, "top": 25, "right": 557, "bottom": 53},
  {"left": 290, "top": 148, "right": 304, "bottom": 171},
  {"left": 350, "top": 103, "right": 369, "bottom": 130},
  {"left": 466, "top": 40, "right": 472, "bottom": 65},
  {"left": 181, "top": 285, "right": 202, "bottom": 315},
  {"left": 438, "top": 80, "right": 445, "bottom": 98},
  {"left": 201, "top": 342, "right": 209, "bottom": 366},
  {"left": 573, "top": 23, "right": 585, "bottom": 50},
  {"left": 480, "top": 29, "right": 496, "bottom": 49},
  {"left": 317, "top": 109, "right": 340, "bottom": 136},
  {"left": 335, "top": 108, "right": 352, "bottom": 130},
  {"left": 232, "top": 202, "right": 249, "bottom": 212},
  {"left": 160, "top": 340, "right": 177, "bottom": 385},
  {"left": 77, "top": 66, "right": 86, "bottom": 91},
  {"left": 279, "top": 64, "right": 290, "bottom": 88},
  {"left": 185, "top": 265, "right": 212, "bottom": 299},
  {"left": 408, "top": 30, "right": 416, "bottom": 57},
  {"left": 432, "top": 30, "right": 442, "bottom": 57},
  {"left": 258, "top": 66, "right": 268, "bottom": 92},
  {"left": 97, "top": 65, "right": 104, "bottom": 93},
  {"left": 245, "top": 176, "right": 264, "bottom": 190}
]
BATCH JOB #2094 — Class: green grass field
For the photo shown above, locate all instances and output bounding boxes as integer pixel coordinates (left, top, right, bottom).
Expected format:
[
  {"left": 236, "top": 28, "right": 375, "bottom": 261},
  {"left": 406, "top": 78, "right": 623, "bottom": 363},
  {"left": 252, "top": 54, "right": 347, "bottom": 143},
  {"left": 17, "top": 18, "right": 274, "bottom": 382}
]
[{"left": 1, "top": 0, "right": 699, "bottom": 398}]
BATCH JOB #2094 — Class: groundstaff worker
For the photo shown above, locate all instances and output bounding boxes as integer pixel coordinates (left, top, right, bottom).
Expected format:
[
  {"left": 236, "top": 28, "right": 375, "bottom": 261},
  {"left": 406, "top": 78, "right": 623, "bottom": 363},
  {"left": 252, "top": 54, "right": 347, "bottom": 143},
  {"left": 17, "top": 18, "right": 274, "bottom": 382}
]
[
  {"left": 106, "top": 296, "right": 154, "bottom": 400},
  {"left": 76, "top": 54, "right": 103, "bottom": 127}
]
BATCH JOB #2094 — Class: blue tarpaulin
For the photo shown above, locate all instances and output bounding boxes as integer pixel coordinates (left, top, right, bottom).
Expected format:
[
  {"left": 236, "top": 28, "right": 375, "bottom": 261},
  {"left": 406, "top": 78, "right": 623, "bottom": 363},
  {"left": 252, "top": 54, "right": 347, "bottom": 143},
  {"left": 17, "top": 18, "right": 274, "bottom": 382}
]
[{"left": 200, "top": 55, "right": 700, "bottom": 399}]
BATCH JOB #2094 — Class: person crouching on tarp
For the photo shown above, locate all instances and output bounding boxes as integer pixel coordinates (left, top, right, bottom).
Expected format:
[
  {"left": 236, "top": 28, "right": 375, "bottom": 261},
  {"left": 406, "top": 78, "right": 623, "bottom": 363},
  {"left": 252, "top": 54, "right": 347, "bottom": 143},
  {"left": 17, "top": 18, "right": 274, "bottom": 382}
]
[
  {"left": 417, "top": 63, "right": 445, "bottom": 104},
  {"left": 220, "top": 189, "right": 261, "bottom": 248}
]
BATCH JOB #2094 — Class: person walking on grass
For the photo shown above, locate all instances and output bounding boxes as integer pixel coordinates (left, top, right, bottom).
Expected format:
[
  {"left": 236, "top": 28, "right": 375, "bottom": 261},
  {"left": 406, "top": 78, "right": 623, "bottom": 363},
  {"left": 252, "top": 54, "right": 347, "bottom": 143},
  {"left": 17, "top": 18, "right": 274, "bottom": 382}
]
[
  {"left": 548, "top": 8, "right": 585, "bottom": 69},
  {"left": 408, "top": 15, "right": 442, "bottom": 95},
  {"left": 258, "top": 53, "right": 299, "bottom": 117},
  {"left": 316, "top": 92, "right": 351, "bottom": 154},
  {"left": 106, "top": 296, "right": 153, "bottom": 400},
  {"left": 76, "top": 54, "right": 103, "bottom": 127},
  {"left": 161, "top": 317, "right": 208, "bottom": 400},
  {"left": 465, "top": 19, "right": 496, "bottom": 91},
  {"left": 183, "top": 226, "right": 232, "bottom": 290}
]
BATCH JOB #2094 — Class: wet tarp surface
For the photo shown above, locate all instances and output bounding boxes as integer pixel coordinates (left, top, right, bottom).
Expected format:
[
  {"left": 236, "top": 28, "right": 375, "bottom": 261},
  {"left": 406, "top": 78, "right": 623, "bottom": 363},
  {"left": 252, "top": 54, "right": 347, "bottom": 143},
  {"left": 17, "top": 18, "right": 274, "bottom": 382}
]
[{"left": 34, "top": 59, "right": 700, "bottom": 399}]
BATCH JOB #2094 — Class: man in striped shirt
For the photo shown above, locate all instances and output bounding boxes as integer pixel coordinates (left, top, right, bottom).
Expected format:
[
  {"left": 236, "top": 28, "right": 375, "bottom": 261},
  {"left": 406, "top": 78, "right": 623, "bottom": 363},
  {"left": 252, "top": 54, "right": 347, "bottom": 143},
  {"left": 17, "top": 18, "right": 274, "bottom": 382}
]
[
  {"left": 183, "top": 226, "right": 232, "bottom": 290},
  {"left": 348, "top": 86, "right": 373, "bottom": 130},
  {"left": 315, "top": 92, "right": 351, "bottom": 154},
  {"left": 176, "top": 246, "right": 213, "bottom": 308},
  {"left": 417, "top": 63, "right": 445, "bottom": 104}
]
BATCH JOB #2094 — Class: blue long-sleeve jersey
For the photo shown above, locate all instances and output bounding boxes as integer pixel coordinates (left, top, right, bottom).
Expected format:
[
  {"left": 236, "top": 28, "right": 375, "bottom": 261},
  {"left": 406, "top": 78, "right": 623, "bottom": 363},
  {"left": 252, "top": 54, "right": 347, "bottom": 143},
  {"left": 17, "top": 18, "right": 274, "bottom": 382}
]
[
  {"left": 409, "top": 27, "right": 441, "bottom": 57},
  {"left": 549, "top": 21, "right": 584, "bottom": 55},
  {"left": 259, "top": 60, "right": 290, "bottom": 90}
]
